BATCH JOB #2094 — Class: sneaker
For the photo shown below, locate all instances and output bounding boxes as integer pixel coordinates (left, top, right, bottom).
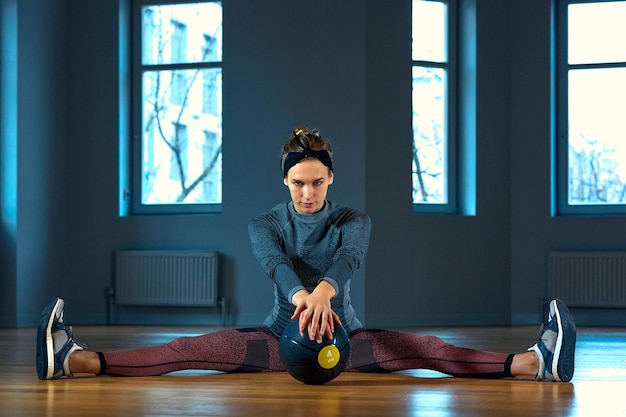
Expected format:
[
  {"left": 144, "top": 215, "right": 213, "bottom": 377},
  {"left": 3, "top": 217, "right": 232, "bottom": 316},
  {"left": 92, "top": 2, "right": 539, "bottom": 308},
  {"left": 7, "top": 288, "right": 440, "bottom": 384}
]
[
  {"left": 36, "top": 297, "right": 84, "bottom": 380},
  {"left": 528, "top": 299, "right": 576, "bottom": 382}
]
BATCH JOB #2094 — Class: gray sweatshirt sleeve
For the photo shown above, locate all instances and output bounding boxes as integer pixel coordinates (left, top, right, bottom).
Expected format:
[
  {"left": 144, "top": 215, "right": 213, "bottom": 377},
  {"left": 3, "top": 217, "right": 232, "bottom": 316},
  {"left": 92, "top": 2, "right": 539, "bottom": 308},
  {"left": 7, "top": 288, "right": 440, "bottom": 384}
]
[
  {"left": 248, "top": 215, "right": 304, "bottom": 302},
  {"left": 321, "top": 210, "right": 371, "bottom": 295}
]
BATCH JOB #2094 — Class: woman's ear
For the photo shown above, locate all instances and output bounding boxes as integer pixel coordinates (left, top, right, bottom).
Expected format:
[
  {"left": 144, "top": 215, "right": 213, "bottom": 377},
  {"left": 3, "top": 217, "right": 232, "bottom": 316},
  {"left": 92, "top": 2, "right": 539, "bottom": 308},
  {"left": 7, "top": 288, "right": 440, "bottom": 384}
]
[
  {"left": 328, "top": 172, "right": 334, "bottom": 185},
  {"left": 283, "top": 176, "right": 289, "bottom": 186}
]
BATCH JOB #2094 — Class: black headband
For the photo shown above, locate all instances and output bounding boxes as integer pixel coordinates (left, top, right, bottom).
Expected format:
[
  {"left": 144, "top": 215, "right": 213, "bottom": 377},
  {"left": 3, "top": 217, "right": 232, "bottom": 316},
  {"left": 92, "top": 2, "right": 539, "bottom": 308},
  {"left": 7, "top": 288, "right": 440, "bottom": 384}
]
[{"left": 281, "top": 130, "right": 333, "bottom": 176}]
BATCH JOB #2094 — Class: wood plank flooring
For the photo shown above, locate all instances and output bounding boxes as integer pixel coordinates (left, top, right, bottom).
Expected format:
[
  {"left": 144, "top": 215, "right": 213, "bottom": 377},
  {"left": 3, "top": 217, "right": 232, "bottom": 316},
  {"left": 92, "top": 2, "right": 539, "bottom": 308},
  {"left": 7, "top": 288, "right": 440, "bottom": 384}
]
[{"left": 1, "top": 325, "right": 625, "bottom": 416}]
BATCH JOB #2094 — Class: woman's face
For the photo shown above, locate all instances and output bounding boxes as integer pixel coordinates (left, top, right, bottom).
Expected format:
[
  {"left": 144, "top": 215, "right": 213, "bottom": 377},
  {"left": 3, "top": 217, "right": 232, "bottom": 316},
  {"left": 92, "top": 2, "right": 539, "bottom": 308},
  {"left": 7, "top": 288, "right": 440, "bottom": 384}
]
[{"left": 283, "top": 158, "right": 334, "bottom": 214}]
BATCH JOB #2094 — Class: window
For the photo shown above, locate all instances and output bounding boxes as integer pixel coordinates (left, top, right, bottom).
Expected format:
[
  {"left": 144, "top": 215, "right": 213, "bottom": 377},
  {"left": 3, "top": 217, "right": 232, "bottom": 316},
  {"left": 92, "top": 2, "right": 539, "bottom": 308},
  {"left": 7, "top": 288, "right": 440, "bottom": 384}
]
[
  {"left": 412, "top": 0, "right": 457, "bottom": 213},
  {"left": 556, "top": 0, "right": 626, "bottom": 215},
  {"left": 131, "top": 0, "right": 222, "bottom": 214}
]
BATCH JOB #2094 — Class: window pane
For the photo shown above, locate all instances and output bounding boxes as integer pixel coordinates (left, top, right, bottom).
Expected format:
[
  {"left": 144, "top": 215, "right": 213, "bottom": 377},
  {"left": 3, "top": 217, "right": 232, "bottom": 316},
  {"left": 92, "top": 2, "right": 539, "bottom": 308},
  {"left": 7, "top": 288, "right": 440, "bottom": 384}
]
[
  {"left": 568, "top": 2, "right": 626, "bottom": 65},
  {"left": 412, "top": 66, "right": 447, "bottom": 204},
  {"left": 142, "top": 2, "right": 223, "bottom": 65},
  {"left": 142, "top": 69, "right": 222, "bottom": 205},
  {"left": 568, "top": 67, "right": 626, "bottom": 204},
  {"left": 412, "top": 0, "right": 447, "bottom": 63}
]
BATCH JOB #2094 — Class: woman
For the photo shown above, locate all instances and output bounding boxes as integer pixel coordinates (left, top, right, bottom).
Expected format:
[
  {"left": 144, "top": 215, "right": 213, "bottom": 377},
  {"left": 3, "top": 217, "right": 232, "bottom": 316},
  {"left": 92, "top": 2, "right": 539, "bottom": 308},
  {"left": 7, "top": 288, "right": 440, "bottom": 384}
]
[{"left": 37, "top": 127, "right": 576, "bottom": 382}]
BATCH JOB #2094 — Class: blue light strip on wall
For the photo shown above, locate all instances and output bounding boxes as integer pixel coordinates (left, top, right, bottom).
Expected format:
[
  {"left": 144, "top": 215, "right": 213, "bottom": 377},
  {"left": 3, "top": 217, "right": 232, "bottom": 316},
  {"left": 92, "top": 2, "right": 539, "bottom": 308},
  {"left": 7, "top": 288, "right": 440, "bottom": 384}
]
[{"left": 1, "top": 0, "right": 18, "bottom": 236}]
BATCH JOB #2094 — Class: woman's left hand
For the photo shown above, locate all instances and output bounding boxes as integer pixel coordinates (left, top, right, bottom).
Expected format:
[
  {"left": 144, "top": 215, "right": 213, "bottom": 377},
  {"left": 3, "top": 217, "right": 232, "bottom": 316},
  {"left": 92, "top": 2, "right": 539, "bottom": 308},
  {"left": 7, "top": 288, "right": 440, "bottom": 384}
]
[{"left": 291, "top": 281, "right": 341, "bottom": 343}]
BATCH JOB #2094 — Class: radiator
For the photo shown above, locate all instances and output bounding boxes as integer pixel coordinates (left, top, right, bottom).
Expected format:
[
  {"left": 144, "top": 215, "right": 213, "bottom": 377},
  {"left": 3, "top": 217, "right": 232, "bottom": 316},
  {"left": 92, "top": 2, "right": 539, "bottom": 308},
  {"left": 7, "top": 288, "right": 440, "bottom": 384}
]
[
  {"left": 114, "top": 250, "right": 218, "bottom": 307},
  {"left": 548, "top": 251, "right": 626, "bottom": 308}
]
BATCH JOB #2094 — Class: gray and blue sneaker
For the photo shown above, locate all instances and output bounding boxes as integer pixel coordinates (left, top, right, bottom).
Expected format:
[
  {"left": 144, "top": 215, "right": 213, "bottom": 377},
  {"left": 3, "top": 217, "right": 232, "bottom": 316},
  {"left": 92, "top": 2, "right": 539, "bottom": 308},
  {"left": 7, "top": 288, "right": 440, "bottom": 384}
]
[
  {"left": 36, "top": 297, "right": 84, "bottom": 380},
  {"left": 528, "top": 298, "right": 576, "bottom": 382}
]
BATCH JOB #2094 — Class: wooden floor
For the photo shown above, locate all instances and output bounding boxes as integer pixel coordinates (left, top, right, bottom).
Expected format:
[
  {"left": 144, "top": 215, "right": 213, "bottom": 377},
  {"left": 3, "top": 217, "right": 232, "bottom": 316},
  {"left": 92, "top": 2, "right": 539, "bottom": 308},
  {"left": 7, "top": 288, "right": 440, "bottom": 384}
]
[{"left": 1, "top": 325, "right": 625, "bottom": 417}]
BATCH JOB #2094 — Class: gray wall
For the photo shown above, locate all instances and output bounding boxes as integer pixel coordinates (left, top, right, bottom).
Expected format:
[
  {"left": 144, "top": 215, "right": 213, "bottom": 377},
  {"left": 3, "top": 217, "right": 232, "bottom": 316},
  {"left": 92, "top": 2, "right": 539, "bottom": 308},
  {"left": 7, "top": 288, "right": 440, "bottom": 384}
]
[
  {"left": 509, "top": 0, "right": 626, "bottom": 325},
  {"left": 1, "top": 0, "right": 625, "bottom": 328},
  {"left": 1, "top": 0, "right": 67, "bottom": 326},
  {"left": 365, "top": 0, "right": 512, "bottom": 326}
]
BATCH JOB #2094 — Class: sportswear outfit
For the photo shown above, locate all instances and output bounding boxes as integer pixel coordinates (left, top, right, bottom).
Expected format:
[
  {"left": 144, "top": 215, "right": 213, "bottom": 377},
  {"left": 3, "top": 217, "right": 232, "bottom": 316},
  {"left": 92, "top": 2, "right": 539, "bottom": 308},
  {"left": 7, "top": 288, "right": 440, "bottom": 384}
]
[{"left": 37, "top": 200, "right": 577, "bottom": 381}]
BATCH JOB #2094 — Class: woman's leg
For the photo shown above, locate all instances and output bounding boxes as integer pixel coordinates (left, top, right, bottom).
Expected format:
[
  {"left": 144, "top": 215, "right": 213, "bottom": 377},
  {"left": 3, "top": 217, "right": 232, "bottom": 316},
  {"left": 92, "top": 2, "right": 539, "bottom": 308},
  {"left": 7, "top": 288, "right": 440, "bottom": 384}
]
[
  {"left": 37, "top": 298, "right": 284, "bottom": 379},
  {"left": 345, "top": 329, "right": 518, "bottom": 378},
  {"left": 344, "top": 299, "right": 576, "bottom": 382},
  {"left": 98, "top": 327, "right": 285, "bottom": 376}
]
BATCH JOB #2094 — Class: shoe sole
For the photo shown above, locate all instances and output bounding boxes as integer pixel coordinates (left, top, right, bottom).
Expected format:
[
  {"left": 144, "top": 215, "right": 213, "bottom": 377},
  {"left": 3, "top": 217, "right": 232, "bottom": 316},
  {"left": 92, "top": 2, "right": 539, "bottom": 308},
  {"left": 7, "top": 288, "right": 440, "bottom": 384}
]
[
  {"left": 551, "top": 299, "right": 576, "bottom": 382},
  {"left": 36, "top": 298, "right": 63, "bottom": 380}
]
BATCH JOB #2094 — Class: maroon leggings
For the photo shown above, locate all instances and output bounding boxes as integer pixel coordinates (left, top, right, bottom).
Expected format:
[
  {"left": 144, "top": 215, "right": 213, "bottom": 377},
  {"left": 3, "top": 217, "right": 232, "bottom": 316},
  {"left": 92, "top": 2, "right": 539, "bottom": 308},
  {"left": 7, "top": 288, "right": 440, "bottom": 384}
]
[{"left": 99, "top": 327, "right": 513, "bottom": 378}]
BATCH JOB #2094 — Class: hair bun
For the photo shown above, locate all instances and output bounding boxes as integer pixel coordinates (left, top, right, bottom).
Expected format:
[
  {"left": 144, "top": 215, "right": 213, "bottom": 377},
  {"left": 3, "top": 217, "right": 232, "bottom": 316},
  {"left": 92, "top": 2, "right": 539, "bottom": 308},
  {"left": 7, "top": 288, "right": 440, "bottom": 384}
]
[{"left": 293, "top": 126, "right": 309, "bottom": 137}]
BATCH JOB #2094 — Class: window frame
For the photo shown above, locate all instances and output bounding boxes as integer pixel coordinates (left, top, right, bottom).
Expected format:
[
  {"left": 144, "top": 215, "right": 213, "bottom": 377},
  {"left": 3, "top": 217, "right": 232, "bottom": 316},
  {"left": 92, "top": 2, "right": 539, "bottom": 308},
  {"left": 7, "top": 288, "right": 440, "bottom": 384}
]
[
  {"left": 411, "top": 0, "right": 458, "bottom": 214},
  {"left": 555, "top": 0, "right": 626, "bottom": 216},
  {"left": 129, "top": 0, "right": 223, "bottom": 215}
]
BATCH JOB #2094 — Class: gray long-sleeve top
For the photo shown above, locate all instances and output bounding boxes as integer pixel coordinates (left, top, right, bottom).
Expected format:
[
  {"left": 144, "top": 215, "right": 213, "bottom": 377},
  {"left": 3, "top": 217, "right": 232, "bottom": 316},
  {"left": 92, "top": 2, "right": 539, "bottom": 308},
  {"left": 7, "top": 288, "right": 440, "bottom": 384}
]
[{"left": 248, "top": 200, "right": 371, "bottom": 336}]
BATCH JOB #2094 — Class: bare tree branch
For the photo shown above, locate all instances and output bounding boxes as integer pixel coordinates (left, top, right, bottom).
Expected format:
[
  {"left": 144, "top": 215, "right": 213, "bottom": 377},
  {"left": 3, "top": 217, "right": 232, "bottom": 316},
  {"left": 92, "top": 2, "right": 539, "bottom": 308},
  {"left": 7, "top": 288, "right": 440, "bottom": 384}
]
[{"left": 176, "top": 143, "right": 222, "bottom": 202}]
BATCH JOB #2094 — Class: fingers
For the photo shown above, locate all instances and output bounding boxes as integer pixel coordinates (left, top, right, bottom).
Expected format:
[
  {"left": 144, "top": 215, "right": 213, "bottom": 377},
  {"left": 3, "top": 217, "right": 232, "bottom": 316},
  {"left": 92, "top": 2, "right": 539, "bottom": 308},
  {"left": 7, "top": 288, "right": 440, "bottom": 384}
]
[
  {"left": 296, "top": 306, "right": 323, "bottom": 339},
  {"left": 309, "top": 308, "right": 323, "bottom": 342},
  {"left": 319, "top": 311, "right": 338, "bottom": 340},
  {"left": 331, "top": 311, "right": 341, "bottom": 331},
  {"left": 291, "top": 304, "right": 305, "bottom": 320},
  {"left": 297, "top": 308, "right": 309, "bottom": 337},
  {"left": 323, "top": 323, "right": 333, "bottom": 341},
  {"left": 298, "top": 309, "right": 339, "bottom": 343},
  {"left": 292, "top": 291, "right": 342, "bottom": 343},
  {"left": 322, "top": 311, "right": 342, "bottom": 340},
  {"left": 310, "top": 320, "right": 322, "bottom": 344}
]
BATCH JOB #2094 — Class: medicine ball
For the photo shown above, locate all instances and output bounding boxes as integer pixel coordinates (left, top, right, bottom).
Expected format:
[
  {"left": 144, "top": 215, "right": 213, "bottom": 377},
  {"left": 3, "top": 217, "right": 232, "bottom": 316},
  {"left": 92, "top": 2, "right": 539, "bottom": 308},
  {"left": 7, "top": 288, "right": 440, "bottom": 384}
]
[{"left": 279, "top": 318, "right": 350, "bottom": 385}]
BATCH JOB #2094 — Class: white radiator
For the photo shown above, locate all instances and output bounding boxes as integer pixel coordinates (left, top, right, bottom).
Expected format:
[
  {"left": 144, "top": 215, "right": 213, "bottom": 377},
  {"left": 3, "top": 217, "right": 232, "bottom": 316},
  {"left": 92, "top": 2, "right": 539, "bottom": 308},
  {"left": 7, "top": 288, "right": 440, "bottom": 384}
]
[
  {"left": 548, "top": 251, "right": 626, "bottom": 308},
  {"left": 114, "top": 250, "right": 218, "bottom": 307}
]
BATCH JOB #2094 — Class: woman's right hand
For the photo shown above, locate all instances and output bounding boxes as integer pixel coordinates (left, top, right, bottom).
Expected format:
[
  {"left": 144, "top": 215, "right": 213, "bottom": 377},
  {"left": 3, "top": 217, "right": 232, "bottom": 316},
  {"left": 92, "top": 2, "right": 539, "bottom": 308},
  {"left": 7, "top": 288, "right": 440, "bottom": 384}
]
[{"left": 291, "top": 285, "right": 341, "bottom": 343}]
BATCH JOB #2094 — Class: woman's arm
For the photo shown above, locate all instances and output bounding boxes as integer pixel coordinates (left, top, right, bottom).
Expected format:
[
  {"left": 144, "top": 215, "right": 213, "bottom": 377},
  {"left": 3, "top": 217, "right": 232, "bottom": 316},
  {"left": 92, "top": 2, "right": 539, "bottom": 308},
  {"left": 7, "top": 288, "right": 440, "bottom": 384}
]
[
  {"left": 295, "top": 209, "right": 371, "bottom": 343},
  {"left": 320, "top": 210, "right": 371, "bottom": 295},
  {"left": 248, "top": 215, "right": 305, "bottom": 302}
]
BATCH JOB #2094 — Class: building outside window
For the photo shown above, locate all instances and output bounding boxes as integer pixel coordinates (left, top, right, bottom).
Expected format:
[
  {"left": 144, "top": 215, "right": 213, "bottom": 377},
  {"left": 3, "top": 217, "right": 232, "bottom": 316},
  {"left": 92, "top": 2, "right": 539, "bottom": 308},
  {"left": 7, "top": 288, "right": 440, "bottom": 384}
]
[
  {"left": 412, "top": 0, "right": 457, "bottom": 213},
  {"left": 556, "top": 0, "right": 626, "bottom": 215},
  {"left": 132, "top": 0, "right": 222, "bottom": 214}
]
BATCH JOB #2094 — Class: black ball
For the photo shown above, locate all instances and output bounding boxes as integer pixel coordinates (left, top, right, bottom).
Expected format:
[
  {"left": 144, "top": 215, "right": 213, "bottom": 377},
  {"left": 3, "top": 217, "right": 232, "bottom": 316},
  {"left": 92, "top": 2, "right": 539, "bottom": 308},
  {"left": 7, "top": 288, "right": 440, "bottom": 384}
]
[{"left": 279, "top": 318, "right": 350, "bottom": 385}]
